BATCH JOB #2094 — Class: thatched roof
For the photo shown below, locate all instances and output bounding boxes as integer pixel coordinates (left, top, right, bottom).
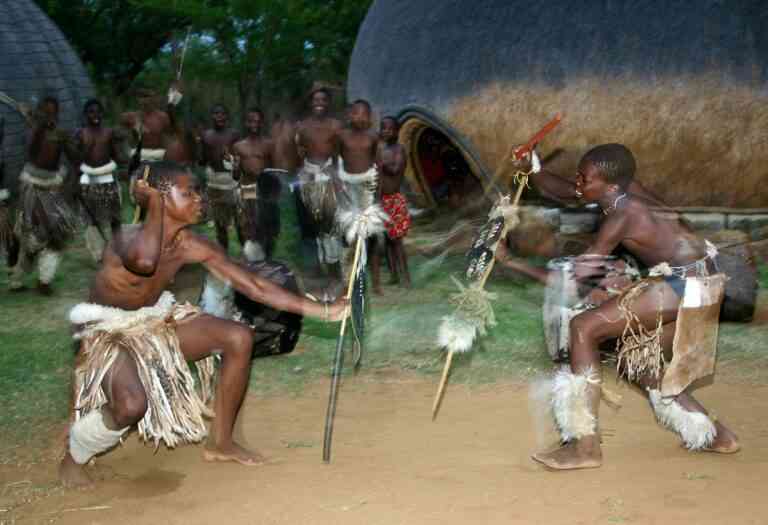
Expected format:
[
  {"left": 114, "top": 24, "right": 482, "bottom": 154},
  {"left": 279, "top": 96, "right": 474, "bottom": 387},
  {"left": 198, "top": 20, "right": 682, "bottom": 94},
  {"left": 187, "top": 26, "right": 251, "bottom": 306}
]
[
  {"left": 348, "top": 1, "right": 768, "bottom": 207},
  {"left": 0, "top": 0, "right": 94, "bottom": 188}
]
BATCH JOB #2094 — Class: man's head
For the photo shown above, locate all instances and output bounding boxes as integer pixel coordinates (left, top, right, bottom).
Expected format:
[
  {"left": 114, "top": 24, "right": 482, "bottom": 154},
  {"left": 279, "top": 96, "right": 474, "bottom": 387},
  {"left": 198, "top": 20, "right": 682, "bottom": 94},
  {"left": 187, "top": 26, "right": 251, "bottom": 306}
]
[
  {"left": 210, "top": 104, "right": 229, "bottom": 129},
  {"left": 380, "top": 116, "right": 399, "bottom": 144},
  {"left": 39, "top": 96, "right": 59, "bottom": 129},
  {"left": 142, "top": 161, "right": 203, "bottom": 224},
  {"left": 245, "top": 107, "right": 264, "bottom": 136},
  {"left": 83, "top": 98, "right": 104, "bottom": 127},
  {"left": 347, "top": 99, "right": 372, "bottom": 130},
  {"left": 308, "top": 88, "right": 331, "bottom": 117},
  {"left": 575, "top": 144, "right": 636, "bottom": 203},
  {"left": 134, "top": 86, "right": 159, "bottom": 112}
]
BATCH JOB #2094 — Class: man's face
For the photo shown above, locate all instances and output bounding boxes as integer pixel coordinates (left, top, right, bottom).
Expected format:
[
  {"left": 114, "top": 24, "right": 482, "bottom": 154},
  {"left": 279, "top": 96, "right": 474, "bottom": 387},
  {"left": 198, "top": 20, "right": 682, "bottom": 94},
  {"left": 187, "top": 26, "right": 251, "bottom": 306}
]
[
  {"left": 85, "top": 104, "right": 102, "bottom": 127},
  {"left": 348, "top": 103, "right": 371, "bottom": 130},
  {"left": 309, "top": 91, "right": 330, "bottom": 117},
  {"left": 42, "top": 102, "right": 58, "bottom": 129},
  {"left": 137, "top": 90, "right": 158, "bottom": 111},
  {"left": 245, "top": 112, "right": 263, "bottom": 135},
  {"left": 575, "top": 160, "right": 613, "bottom": 203},
  {"left": 164, "top": 173, "right": 204, "bottom": 225},
  {"left": 211, "top": 107, "right": 228, "bottom": 129},
  {"left": 380, "top": 118, "right": 398, "bottom": 143}
]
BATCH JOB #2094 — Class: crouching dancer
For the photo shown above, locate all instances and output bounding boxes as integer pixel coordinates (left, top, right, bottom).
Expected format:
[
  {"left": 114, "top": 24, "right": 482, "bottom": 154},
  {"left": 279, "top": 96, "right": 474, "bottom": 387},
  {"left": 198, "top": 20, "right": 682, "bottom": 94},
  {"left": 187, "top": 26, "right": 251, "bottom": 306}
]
[
  {"left": 60, "top": 161, "right": 347, "bottom": 487},
  {"left": 505, "top": 144, "right": 739, "bottom": 470}
]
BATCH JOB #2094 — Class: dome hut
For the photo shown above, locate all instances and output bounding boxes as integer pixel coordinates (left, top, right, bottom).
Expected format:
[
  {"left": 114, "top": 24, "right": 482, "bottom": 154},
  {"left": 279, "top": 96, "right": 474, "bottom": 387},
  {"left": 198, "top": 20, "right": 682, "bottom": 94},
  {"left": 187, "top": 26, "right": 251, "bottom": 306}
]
[
  {"left": 0, "top": 0, "right": 94, "bottom": 189},
  {"left": 348, "top": 0, "right": 768, "bottom": 210}
]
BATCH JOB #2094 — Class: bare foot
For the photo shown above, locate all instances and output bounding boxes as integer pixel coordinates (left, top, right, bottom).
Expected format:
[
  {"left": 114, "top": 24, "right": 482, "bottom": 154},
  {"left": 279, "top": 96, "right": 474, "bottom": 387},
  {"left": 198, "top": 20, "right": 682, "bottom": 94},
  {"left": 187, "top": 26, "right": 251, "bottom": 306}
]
[
  {"left": 700, "top": 421, "right": 740, "bottom": 454},
  {"left": 59, "top": 453, "right": 94, "bottom": 488},
  {"left": 37, "top": 282, "right": 53, "bottom": 296},
  {"left": 203, "top": 442, "right": 266, "bottom": 466},
  {"left": 532, "top": 437, "right": 603, "bottom": 470}
]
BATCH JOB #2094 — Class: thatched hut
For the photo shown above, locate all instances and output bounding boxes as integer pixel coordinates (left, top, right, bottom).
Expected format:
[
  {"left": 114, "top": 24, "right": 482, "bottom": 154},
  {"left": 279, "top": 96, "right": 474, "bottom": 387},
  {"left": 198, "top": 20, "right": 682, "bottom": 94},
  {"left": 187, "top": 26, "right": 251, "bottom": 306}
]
[
  {"left": 0, "top": 0, "right": 94, "bottom": 189},
  {"left": 348, "top": 0, "right": 768, "bottom": 209}
]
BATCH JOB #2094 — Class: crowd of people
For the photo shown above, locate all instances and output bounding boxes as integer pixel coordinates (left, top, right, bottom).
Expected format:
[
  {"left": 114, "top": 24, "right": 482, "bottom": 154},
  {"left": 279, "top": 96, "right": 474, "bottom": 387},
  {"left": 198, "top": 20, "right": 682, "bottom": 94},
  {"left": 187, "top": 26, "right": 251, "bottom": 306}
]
[{"left": 0, "top": 83, "right": 414, "bottom": 296}]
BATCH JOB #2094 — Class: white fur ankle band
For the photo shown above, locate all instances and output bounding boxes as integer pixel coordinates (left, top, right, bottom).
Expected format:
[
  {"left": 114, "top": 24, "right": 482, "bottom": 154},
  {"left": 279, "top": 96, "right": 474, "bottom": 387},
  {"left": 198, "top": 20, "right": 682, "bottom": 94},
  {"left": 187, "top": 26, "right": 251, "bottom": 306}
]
[
  {"left": 648, "top": 389, "right": 716, "bottom": 450},
  {"left": 69, "top": 410, "right": 128, "bottom": 465},
  {"left": 551, "top": 367, "right": 599, "bottom": 441}
]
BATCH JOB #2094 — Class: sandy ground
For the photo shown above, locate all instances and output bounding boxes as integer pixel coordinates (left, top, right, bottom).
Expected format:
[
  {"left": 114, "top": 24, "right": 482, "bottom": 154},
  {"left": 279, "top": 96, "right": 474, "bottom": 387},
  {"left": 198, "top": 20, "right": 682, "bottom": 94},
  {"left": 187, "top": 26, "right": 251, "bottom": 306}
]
[{"left": 2, "top": 371, "right": 768, "bottom": 525}]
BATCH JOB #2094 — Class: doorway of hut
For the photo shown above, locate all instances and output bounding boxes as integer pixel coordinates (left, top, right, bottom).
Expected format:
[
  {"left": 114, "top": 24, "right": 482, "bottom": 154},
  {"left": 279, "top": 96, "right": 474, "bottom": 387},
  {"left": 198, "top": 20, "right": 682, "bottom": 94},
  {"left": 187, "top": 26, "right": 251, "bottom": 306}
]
[{"left": 397, "top": 115, "right": 486, "bottom": 212}]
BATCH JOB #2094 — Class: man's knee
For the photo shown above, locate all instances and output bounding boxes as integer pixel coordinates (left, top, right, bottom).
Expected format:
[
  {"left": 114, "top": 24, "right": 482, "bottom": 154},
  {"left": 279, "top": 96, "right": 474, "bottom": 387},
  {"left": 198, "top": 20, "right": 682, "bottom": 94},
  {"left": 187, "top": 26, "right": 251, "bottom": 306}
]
[
  {"left": 227, "top": 324, "right": 254, "bottom": 358},
  {"left": 111, "top": 388, "right": 148, "bottom": 427},
  {"left": 570, "top": 312, "right": 601, "bottom": 346}
]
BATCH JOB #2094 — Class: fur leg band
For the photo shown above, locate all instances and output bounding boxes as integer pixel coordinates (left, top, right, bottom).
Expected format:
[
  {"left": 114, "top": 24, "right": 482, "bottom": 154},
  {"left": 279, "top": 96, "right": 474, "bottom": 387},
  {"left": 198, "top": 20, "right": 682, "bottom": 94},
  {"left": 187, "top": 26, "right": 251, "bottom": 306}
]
[
  {"left": 85, "top": 226, "right": 105, "bottom": 262},
  {"left": 38, "top": 249, "right": 60, "bottom": 284},
  {"left": 551, "top": 367, "right": 599, "bottom": 441},
  {"left": 648, "top": 389, "right": 716, "bottom": 450},
  {"left": 69, "top": 410, "right": 128, "bottom": 464},
  {"left": 243, "top": 240, "right": 265, "bottom": 263}
]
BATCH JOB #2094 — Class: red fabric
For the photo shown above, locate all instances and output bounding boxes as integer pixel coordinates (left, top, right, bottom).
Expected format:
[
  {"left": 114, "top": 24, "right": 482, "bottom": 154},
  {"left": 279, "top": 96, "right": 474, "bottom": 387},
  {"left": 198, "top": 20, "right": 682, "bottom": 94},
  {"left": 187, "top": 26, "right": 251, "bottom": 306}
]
[{"left": 382, "top": 192, "right": 411, "bottom": 239}]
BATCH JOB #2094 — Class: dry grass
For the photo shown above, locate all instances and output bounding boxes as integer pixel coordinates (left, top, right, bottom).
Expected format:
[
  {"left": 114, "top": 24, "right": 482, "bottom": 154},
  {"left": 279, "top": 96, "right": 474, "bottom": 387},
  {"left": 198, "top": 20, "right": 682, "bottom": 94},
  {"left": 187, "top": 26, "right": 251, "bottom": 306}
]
[{"left": 447, "top": 75, "right": 768, "bottom": 207}]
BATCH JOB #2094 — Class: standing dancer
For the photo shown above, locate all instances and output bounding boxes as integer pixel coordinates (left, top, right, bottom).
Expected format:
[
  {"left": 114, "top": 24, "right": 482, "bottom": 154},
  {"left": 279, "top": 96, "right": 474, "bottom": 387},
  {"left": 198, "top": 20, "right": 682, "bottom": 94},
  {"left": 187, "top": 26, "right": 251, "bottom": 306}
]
[
  {"left": 337, "top": 99, "right": 385, "bottom": 290},
  {"left": 201, "top": 104, "right": 240, "bottom": 250},
  {"left": 376, "top": 116, "right": 411, "bottom": 288},
  {"left": 295, "top": 87, "right": 343, "bottom": 279},
  {"left": 232, "top": 108, "right": 278, "bottom": 261},
  {"left": 505, "top": 144, "right": 740, "bottom": 470},
  {"left": 60, "top": 160, "right": 347, "bottom": 487},
  {"left": 74, "top": 99, "right": 124, "bottom": 262},
  {"left": 9, "top": 97, "right": 80, "bottom": 294}
]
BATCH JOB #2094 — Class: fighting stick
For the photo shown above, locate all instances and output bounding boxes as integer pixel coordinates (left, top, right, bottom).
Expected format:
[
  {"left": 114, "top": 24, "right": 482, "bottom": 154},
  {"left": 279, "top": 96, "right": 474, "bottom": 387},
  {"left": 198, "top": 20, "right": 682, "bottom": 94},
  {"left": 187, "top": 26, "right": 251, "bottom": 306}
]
[
  {"left": 431, "top": 180, "right": 527, "bottom": 420},
  {"left": 323, "top": 234, "right": 363, "bottom": 463},
  {"left": 432, "top": 114, "right": 563, "bottom": 420}
]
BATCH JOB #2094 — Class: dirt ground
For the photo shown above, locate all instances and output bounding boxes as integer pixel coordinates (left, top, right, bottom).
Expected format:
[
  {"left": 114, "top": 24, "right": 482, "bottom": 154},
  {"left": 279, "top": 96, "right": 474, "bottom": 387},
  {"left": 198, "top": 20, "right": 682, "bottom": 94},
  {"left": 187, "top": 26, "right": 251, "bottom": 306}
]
[{"left": 2, "top": 372, "right": 767, "bottom": 525}]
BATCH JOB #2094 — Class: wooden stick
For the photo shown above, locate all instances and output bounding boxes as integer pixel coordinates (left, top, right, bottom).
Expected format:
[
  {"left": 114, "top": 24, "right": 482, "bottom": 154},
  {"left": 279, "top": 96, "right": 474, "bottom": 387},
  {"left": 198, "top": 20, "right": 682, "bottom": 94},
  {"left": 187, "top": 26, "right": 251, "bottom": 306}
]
[
  {"left": 431, "top": 351, "right": 454, "bottom": 420},
  {"left": 433, "top": 174, "right": 529, "bottom": 421},
  {"left": 512, "top": 112, "right": 563, "bottom": 161},
  {"left": 322, "top": 235, "right": 364, "bottom": 463},
  {"left": 177, "top": 27, "right": 192, "bottom": 81},
  {"left": 478, "top": 176, "right": 527, "bottom": 290},
  {"left": 132, "top": 165, "right": 151, "bottom": 224},
  {"left": 483, "top": 113, "right": 563, "bottom": 197}
]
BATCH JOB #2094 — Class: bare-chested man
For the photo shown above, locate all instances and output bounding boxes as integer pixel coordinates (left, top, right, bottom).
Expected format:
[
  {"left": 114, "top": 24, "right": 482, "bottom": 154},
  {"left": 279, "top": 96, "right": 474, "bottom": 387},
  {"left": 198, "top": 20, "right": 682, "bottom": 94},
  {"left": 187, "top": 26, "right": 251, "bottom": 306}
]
[
  {"left": 337, "top": 99, "right": 385, "bottom": 290},
  {"left": 295, "top": 87, "right": 343, "bottom": 279},
  {"left": 232, "top": 108, "right": 280, "bottom": 262},
  {"left": 9, "top": 97, "right": 80, "bottom": 295},
  {"left": 59, "top": 160, "right": 347, "bottom": 487},
  {"left": 376, "top": 116, "right": 412, "bottom": 288},
  {"left": 201, "top": 104, "right": 240, "bottom": 251},
  {"left": 74, "top": 99, "right": 124, "bottom": 262},
  {"left": 119, "top": 85, "right": 175, "bottom": 166},
  {"left": 496, "top": 144, "right": 739, "bottom": 471}
]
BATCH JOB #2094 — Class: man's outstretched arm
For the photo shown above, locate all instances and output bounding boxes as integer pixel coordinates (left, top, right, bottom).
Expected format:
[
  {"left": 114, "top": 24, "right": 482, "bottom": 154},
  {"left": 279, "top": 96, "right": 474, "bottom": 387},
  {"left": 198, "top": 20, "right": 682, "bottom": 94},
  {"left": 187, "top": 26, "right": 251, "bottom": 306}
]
[{"left": 186, "top": 233, "right": 347, "bottom": 321}]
